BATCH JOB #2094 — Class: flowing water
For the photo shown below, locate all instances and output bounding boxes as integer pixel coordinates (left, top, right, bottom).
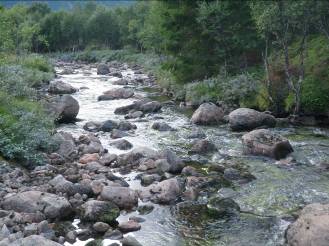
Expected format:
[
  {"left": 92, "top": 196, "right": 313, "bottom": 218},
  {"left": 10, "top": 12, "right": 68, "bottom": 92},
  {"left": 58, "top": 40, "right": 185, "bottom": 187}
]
[{"left": 57, "top": 63, "right": 329, "bottom": 246}]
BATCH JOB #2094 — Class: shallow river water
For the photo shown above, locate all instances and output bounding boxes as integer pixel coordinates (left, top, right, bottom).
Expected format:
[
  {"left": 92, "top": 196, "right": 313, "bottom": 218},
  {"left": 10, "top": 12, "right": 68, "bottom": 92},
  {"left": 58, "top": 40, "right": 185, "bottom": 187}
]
[{"left": 57, "top": 63, "right": 329, "bottom": 246}]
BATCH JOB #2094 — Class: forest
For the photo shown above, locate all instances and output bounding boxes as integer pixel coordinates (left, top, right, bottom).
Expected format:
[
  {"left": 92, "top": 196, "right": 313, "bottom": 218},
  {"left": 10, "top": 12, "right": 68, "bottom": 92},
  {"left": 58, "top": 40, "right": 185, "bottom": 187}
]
[{"left": 0, "top": 1, "right": 329, "bottom": 245}]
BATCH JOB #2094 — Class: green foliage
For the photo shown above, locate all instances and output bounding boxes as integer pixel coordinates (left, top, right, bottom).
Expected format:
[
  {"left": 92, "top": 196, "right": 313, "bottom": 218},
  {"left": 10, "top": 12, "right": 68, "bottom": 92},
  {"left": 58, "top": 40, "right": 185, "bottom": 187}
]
[{"left": 0, "top": 54, "right": 55, "bottom": 165}]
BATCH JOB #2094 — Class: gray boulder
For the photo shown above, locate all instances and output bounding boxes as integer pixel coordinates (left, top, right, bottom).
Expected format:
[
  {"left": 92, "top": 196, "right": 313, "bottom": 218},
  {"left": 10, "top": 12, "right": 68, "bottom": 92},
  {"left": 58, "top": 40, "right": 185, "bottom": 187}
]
[
  {"left": 286, "top": 203, "right": 329, "bottom": 246},
  {"left": 2, "top": 191, "right": 72, "bottom": 220},
  {"left": 191, "top": 103, "right": 225, "bottom": 125},
  {"left": 101, "top": 186, "right": 138, "bottom": 210},
  {"left": 46, "top": 95, "right": 79, "bottom": 123},
  {"left": 111, "top": 139, "right": 133, "bottom": 150},
  {"left": 9, "top": 235, "right": 61, "bottom": 246},
  {"left": 229, "top": 108, "right": 276, "bottom": 131},
  {"left": 189, "top": 139, "right": 217, "bottom": 154},
  {"left": 138, "top": 178, "right": 182, "bottom": 204},
  {"left": 242, "top": 129, "right": 293, "bottom": 160},
  {"left": 151, "top": 122, "right": 174, "bottom": 131},
  {"left": 48, "top": 81, "right": 77, "bottom": 94},
  {"left": 98, "top": 88, "right": 134, "bottom": 101}
]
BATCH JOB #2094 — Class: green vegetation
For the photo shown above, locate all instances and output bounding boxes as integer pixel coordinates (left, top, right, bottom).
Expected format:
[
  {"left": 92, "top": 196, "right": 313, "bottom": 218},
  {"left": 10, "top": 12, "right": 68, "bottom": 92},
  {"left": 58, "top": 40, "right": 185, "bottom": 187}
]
[
  {"left": 0, "top": 1, "right": 329, "bottom": 126},
  {"left": 0, "top": 54, "right": 55, "bottom": 166}
]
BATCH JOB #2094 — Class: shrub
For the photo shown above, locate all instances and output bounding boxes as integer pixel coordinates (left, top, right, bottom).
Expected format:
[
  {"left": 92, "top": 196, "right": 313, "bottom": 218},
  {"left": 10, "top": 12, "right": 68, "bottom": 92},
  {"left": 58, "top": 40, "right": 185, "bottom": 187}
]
[
  {"left": 20, "top": 54, "right": 53, "bottom": 73},
  {"left": 0, "top": 54, "right": 56, "bottom": 166}
]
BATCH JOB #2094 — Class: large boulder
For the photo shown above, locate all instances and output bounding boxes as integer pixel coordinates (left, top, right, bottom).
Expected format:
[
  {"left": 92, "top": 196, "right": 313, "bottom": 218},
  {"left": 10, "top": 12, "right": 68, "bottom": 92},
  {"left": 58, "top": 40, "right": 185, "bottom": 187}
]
[
  {"left": 97, "top": 63, "right": 110, "bottom": 75},
  {"left": 286, "top": 203, "right": 329, "bottom": 246},
  {"left": 9, "top": 235, "right": 61, "bottom": 246},
  {"left": 139, "top": 101, "right": 162, "bottom": 113},
  {"left": 138, "top": 178, "right": 182, "bottom": 204},
  {"left": 80, "top": 200, "right": 120, "bottom": 225},
  {"left": 100, "top": 186, "right": 138, "bottom": 210},
  {"left": 48, "top": 81, "right": 77, "bottom": 94},
  {"left": 46, "top": 95, "right": 79, "bottom": 123},
  {"left": 242, "top": 129, "right": 293, "bottom": 160},
  {"left": 98, "top": 88, "right": 134, "bottom": 101},
  {"left": 2, "top": 191, "right": 72, "bottom": 220},
  {"left": 191, "top": 103, "right": 225, "bottom": 125},
  {"left": 229, "top": 108, "right": 276, "bottom": 131}
]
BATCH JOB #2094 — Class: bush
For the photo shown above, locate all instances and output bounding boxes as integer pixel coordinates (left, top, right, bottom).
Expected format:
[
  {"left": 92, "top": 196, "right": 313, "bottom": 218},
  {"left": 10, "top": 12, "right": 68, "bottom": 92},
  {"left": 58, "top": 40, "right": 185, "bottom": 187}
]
[
  {"left": 184, "top": 73, "right": 259, "bottom": 107},
  {"left": 0, "top": 54, "right": 56, "bottom": 166}
]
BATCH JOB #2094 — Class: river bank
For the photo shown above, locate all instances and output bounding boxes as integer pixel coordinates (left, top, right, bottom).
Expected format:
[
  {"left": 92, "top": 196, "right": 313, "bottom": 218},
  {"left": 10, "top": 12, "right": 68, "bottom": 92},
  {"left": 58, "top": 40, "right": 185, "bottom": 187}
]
[{"left": 0, "top": 60, "right": 328, "bottom": 246}]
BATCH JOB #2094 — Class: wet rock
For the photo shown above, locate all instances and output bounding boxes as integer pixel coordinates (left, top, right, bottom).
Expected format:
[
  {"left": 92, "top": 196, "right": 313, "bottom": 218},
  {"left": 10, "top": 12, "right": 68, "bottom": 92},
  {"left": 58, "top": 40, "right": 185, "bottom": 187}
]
[
  {"left": 242, "top": 129, "right": 293, "bottom": 160},
  {"left": 2, "top": 191, "right": 72, "bottom": 220},
  {"left": 151, "top": 122, "right": 174, "bottom": 131},
  {"left": 223, "top": 168, "right": 241, "bottom": 181},
  {"left": 129, "top": 216, "right": 145, "bottom": 223},
  {"left": 100, "top": 120, "right": 119, "bottom": 132},
  {"left": 286, "top": 203, "right": 329, "bottom": 246},
  {"left": 160, "top": 149, "right": 185, "bottom": 174},
  {"left": 187, "top": 129, "right": 206, "bottom": 139},
  {"left": 137, "top": 204, "right": 154, "bottom": 215},
  {"left": 104, "top": 229, "right": 123, "bottom": 240},
  {"left": 229, "top": 108, "right": 276, "bottom": 131},
  {"left": 189, "top": 139, "right": 217, "bottom": 154},
  {"left": 118, "top": 220, "right": 141, "bottom": 233},
  {"left": 101, "top": 186, "right": 138, "bottom": 210},
  {"left": 181, "top": 166, "right": 199, "bottom": 176},
  {"left": 98, "top": 88, "right": 134, "bottom": 101},
  {"left": 83, "top": 121, "right": 102, "bottom": 132},
  {"left": 191, "top": 103, "right": 225, "bottom": 125},
  {"left": 9, "top": 235, "right": 62, "bottom": 246},
  {"left": 111, "top": 139, "right": 133, "bottom": 150},
  {"left": 80, "top": 200, "right": 120, "bottom": 224},
  {"left": 114, "top": 103, "right": 138, "bottom": 115},
  {"left": 99, "top": 153, "right": 117, "bottom": 166},
  {"left": 46, "top": 95, "right": 79, "bottom": 123},
  {"left": 118, "top": 121, "right": 137, "bottom": 131},
  {"left": 48, "top": 80, "right": 77, "bottom": 94},
  {"left": 111, "top": 129, "right": 129, "bottom": 139},
  {"left": 97, "top": 64, "right": 110, "bottom": 75},
  {"left": 76, "top": 229, "right": 91, "bottom": 241},
  {"left": 140, "top": 174, "right": 161, "bottom": 186},
  {"left": 79, "top": 153, "right": 100, "bottom": 164},
  {"left": 121, "top": 235, "right": 143, "bottom": 246},
  {"left": 139, "top": 178, "right": 182, "bottom": 204},
  {"left": 125, "top": 111, "right": 143, "bottom": 119},
  {"left": 207, "top": 196, "right": 240, "bottom": 217},
  {"left": 139, "top": 101, "right": 161, "bottom": 113},
  {"left": 117, "top": 147, "right": 158, "bottom": 167},
  {"left": 65, "top": 230, "right": 77, "bottom": 243},
  {"left": 60, "top": 68, "right": 74, "bottom": 75},
  {"left": 109, "top": 71, "right": 123, "bottom": 78},
  {"left": 154, "top": 159, "right": 170, "bottom": 173},
  {"left": 93, "top": 222, "right": 110, "bottom": 233},
  {"left": 113, "top": 79, "right": 128, "bottom": 85}
]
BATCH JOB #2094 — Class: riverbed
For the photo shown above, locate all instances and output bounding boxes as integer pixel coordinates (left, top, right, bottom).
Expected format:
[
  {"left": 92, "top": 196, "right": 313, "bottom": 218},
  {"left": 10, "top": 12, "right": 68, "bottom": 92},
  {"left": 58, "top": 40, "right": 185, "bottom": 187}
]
[{"left": 57, "top": 62, "right": 329, "bottom": 246}]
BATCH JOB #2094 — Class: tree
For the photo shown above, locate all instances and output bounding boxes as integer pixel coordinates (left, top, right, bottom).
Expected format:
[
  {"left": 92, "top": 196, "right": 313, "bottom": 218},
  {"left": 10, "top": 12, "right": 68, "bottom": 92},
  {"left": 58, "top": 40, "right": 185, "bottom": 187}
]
[{"left": 251, "top": 0, "right": 313, "bottom": 115}]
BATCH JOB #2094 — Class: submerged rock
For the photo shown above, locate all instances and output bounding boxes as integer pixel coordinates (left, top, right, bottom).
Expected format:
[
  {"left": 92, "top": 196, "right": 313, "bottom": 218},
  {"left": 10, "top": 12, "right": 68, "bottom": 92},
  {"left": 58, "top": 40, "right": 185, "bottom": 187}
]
[
  {"left": 286, "top": 203, "right": 329, "bottom": 246},
  {"left": 242, "top": 129, "right": 293, "bottom": 160},
  {"left": 118, "top": 220, "right": 141, "bottom": 233},
  {"left": 151, "top": 122, "right": 175, "bottom": 131},
  {"left": 229, "top": 108, "right": 276, "bottom": 131},
  {"left": 191, "top": 103, "right": 225, "bottom": 125},
  {"left": 189, "top": 139, "right": 217, "bottom": 154},
  {"left": 207, "top": 196, "right": 240, "bottom": 217}
]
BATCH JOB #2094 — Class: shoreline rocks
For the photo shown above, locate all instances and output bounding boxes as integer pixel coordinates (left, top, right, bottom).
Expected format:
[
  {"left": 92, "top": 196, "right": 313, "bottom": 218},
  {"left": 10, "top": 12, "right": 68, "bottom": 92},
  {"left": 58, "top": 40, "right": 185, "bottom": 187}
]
[{"left": 229, "top": 108, "right": 276, "bottom": 131}]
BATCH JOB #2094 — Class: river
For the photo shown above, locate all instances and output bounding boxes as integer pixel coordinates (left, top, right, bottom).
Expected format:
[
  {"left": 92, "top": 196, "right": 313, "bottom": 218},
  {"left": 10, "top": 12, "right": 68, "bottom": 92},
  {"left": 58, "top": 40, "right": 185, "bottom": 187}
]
[{"left": 56, "top": 62, "right": 329, "bottom": 246}]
